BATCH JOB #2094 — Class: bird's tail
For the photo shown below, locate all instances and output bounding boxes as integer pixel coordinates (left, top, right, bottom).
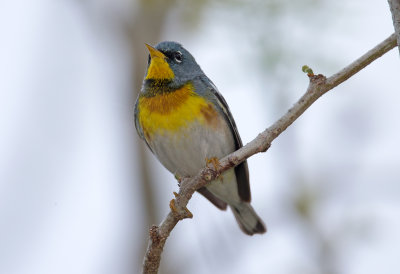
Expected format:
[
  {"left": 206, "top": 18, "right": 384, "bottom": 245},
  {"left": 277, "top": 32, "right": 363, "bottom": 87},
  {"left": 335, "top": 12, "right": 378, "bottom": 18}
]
[{"left": 230, "top": 202, "right": 266, "bottom": 235}]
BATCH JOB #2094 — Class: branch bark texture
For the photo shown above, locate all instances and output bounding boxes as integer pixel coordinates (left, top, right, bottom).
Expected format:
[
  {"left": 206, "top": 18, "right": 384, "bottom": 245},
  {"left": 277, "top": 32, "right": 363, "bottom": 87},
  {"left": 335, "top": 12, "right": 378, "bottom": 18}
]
[
  {"left": 388, "top": 0, "right": 400, "bottom": 54},
  {"left": 142, "top": 33, "right": 397, "bottom": 274}
]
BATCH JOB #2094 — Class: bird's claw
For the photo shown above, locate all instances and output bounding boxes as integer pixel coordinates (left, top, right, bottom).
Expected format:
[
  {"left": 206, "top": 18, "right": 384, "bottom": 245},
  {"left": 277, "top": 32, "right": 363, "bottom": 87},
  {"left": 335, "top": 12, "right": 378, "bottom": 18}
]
[
  {"left": 206, "top": 157, "right": 223, "bottom": 180},
  {"left": 206, "top": 157, "right": 222, "bottom": 172}
]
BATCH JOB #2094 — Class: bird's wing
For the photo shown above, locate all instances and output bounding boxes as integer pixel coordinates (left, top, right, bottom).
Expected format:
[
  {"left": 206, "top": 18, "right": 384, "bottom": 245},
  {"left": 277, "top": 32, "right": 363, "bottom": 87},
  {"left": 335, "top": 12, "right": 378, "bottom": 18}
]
[{"left": 198, "top": 76, "right": 251, "bottom": 202}]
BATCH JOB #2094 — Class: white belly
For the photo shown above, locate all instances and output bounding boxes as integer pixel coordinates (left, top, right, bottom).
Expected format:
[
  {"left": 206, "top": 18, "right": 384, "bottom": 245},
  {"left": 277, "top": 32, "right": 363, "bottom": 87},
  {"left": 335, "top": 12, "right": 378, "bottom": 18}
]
[
  {"left": 149, "top": 119, "right": 235, "bottom": 177},
  {"left": 148, "top": 118, "right": 242, "bottom": 204}
]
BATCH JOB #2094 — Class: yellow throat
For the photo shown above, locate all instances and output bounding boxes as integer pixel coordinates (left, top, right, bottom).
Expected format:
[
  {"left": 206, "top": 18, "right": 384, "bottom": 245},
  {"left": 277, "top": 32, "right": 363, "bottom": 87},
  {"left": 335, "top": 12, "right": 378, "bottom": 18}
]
[{"left": 145, "top": 44, "right": 174, "bottom": 80}]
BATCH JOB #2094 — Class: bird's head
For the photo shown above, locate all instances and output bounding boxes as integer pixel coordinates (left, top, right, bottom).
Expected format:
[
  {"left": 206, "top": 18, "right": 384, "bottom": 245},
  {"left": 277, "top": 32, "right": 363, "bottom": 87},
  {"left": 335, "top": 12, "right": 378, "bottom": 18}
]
[{"left": 144, "top": 41, "right": 203, "bottom": 90}]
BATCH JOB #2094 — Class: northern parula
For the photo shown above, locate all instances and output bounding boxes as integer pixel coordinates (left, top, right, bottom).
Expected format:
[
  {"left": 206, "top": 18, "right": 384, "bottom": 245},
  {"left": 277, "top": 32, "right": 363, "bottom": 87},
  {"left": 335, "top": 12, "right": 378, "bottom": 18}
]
[{"left": 134, "top": 41, "right": 266, "bottom": 235}]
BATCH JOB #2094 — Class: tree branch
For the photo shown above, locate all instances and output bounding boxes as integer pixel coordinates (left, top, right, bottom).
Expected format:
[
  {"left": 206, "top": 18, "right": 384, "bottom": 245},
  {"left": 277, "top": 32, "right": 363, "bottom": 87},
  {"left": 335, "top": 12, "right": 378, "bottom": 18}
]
[
  {"left": 388, "top": 0, "right": 400, "bottom": 54},
  {"left": 142, "top": 33, "right": 397, "bottom": 274}
]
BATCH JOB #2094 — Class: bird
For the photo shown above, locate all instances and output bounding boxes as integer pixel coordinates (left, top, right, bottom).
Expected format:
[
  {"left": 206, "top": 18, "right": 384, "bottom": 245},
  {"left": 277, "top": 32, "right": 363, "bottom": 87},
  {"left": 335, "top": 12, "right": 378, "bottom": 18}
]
[{"left": 134, "top": 41, "right": 266, "bottom": 235}]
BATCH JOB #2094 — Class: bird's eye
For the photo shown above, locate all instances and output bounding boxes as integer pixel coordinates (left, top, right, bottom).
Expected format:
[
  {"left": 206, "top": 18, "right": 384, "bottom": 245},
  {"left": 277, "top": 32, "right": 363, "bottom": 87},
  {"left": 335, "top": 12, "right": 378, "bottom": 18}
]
[{"left": 174, "top": 51, "right": 182, "bottom": 63}]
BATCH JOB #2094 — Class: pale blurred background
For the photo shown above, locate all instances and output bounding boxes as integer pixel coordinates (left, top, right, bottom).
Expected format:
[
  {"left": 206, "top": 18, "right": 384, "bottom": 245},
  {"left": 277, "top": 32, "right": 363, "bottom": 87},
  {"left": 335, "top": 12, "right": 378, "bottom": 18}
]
[{"left": 1, "top": 1, "right": 399, "bottom": 274}]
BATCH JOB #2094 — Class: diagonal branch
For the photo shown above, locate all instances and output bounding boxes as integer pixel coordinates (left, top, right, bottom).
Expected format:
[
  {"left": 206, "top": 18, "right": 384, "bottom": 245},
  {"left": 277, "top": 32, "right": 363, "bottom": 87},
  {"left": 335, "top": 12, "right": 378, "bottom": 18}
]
[{"left": 142, "top": 33, "right": 397, "bottom": 274}]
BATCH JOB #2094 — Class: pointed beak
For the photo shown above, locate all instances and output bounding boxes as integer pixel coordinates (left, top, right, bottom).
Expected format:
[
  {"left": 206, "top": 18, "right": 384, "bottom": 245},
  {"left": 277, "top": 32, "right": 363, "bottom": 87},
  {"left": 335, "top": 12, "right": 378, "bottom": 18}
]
[{"left": 145, "top": 43, "right": 166, "bottom": 59}]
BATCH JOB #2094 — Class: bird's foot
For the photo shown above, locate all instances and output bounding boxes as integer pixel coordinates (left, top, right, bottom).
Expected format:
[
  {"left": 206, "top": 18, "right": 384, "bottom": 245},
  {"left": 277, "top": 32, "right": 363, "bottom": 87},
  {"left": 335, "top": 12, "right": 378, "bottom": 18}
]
[
  {"left": 206, "top": 157, "right": 222, "bottom": 171},
  {"left": 206, "top": 157, "right": 223, "bottom": 180}
]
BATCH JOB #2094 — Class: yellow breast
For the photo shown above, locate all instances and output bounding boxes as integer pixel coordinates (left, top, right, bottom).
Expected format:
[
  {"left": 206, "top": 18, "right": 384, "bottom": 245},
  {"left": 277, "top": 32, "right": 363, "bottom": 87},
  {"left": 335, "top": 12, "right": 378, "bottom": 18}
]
[{"left": 137, "top": 83, "right": 220, "bottom": 140}]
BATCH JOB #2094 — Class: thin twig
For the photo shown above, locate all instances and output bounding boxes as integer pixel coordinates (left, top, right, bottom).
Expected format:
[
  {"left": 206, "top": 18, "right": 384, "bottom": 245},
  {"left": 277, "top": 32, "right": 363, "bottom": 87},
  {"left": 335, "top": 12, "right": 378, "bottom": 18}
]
[{"left": 142, "top": 33, "right": 397, "bottom": 274}]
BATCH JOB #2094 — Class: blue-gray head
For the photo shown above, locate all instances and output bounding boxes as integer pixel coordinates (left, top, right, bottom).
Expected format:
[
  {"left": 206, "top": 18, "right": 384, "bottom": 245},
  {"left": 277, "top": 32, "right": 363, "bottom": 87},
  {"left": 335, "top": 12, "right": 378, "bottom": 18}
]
[{"left": 143, "top": 41, "right": 204, "bottom": 91}]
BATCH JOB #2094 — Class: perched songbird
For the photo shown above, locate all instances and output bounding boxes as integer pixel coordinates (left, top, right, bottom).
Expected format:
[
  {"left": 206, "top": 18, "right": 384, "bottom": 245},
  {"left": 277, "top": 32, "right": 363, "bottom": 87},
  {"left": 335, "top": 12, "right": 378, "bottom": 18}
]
[{"left": 134, "top": 41, "right": 266, "bottom": 235}]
